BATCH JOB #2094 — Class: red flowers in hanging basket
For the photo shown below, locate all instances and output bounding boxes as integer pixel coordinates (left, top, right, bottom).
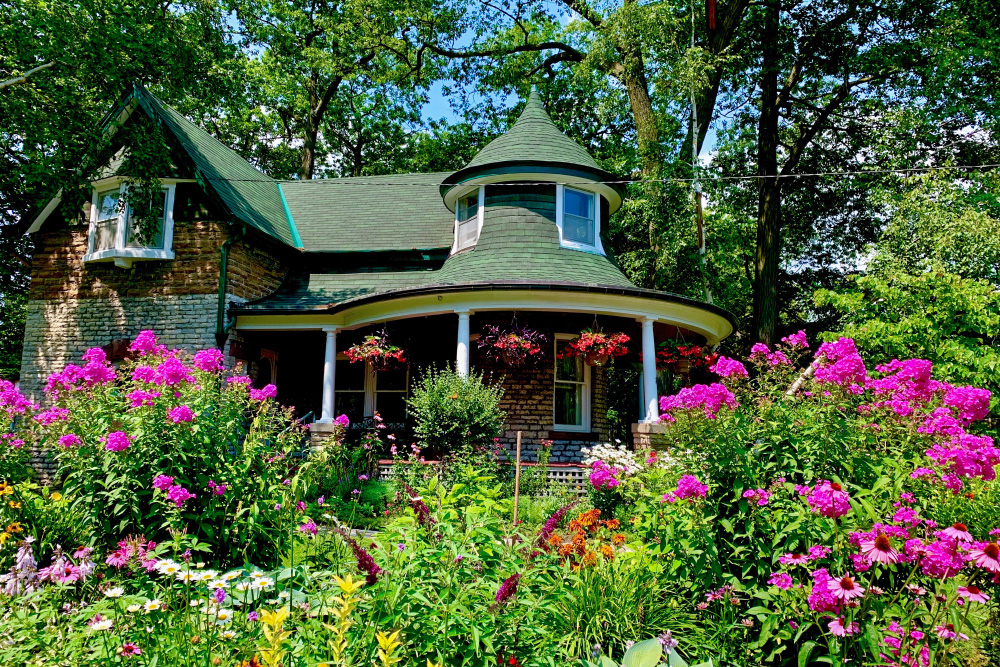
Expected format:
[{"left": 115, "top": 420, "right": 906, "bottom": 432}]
[
  {"left": 479, "top": 324, "right": 549, "bottom": 367},
  {"left": 656, "top": 341, "right": 718, "bottom": 372},
  {"left": 344, "top": 333, "right": 406, "bottom": 372},
  {"left": 561, "top": 331, "right": 630, "bottom": 367}
]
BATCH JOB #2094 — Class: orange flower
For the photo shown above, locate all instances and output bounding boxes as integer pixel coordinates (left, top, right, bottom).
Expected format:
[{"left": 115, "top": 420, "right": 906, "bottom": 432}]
[
  {"left": 611, "top": 534, "right": 626, "bottom": 546},
  {"left": 582, "top": 551, "right": 598, "bottom": 567},
  {"left": 547, "top": 534, "right": 563, "bottom": 547},
  {"left": 567, "top": 520, "right": 581, "bottom": 533},
  {"left": 604, "top": 519, "right": 620, "bottom": 530},
  {"left": 600, "top": 545, "right": 615, "bottom": 560},
  {"left": 558, "top": 542, "right": 575, "bottom": 557}
]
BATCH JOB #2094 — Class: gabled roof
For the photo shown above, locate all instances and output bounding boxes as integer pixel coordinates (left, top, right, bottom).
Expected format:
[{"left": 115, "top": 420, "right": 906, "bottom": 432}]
[{"left": 133, "top": 88, "right": 299, "bottom": 248}]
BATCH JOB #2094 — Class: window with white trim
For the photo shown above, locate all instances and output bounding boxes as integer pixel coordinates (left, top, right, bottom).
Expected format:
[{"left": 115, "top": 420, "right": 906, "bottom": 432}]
[
  {"left": 554, "top": 334, "right": 591, "bottom": 431},
  {"left": 556, "top": 185, "right": 604, "bottom": 254},
  {"left": 85, "top": 180, "right": 176, "bottom": 268},
  {"left": 335, "top": 355, "right": 409, "bottom": 423},
  {"left": 453, "top": 186, "right": 484, "bottom": 252}
]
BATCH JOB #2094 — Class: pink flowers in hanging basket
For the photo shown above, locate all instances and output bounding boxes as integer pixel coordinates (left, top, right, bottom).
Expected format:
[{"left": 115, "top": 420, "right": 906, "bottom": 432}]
[
  {"left": 562, "top": 330, "right": 630, "bottom": 367},
  {"left": 344, "top": 332, "right": 406, "bottom": 371}
]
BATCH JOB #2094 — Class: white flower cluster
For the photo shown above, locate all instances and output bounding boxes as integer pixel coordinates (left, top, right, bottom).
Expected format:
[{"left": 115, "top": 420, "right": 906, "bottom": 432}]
[{"left": 580, "top": 443, "right": 642, "bottom": 476}]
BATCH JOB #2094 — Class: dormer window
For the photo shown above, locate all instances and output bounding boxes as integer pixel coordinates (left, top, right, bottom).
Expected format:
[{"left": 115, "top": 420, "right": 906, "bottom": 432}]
[
  {"left": 556, "top": 185, "right": 604, "bottom": 255},
  {"left": 453, "top": 186, "right": 484, "bottom": 253},
  {"left": 85, "top": 179, "right": 176, "bottom": 268}
]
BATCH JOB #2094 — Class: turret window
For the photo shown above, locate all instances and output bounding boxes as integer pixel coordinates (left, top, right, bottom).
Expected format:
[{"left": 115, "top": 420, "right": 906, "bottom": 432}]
[
  {"left": 453, "top": 186, "right": 484, "bottom": 252},
  {"left": 556, "top": 185, "right": 604, "bottom": 254}
]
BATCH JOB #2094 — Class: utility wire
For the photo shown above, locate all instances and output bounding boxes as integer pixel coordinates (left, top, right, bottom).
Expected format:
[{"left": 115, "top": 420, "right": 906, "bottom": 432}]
[{"left": 193, "top": 162, "right": 1000, "bottom": 186}]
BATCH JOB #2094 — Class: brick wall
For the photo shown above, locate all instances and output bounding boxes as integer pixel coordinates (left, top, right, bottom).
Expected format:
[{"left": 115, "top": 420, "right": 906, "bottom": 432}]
[
  {"left": 473, "top": 311, "right": 618, "bottom": 463},
  {"left": 227, "top": 236, "right": 288, "bottom": 301}
]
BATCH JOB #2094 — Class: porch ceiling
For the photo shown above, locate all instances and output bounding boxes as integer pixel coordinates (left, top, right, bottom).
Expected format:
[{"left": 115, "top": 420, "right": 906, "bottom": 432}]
[{"left": 232, "top": 281, "right": 737, "bottom": 345}]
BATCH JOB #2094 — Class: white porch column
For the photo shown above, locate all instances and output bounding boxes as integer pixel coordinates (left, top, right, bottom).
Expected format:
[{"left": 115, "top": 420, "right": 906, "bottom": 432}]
[
  {"left": 456, "top": 310, "right": 471, "bottom": 377},
  {"left": 641, "top": 317, "right": 659, "bottom": 422},
  {"left": 319, "top": 327, "right": 337, "bottom": 422}
]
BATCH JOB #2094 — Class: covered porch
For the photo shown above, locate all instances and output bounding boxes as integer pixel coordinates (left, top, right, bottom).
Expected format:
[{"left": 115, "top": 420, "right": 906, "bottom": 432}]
[{"left": 229, "top": 283, "right": 735, "bottom": 461}]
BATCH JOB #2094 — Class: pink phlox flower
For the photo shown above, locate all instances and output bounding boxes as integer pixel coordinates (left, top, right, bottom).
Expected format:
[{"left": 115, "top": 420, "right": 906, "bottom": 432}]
[
  {"left": 156, "top": 357, "right": 194, "bottom": 386},
  {"left": 131, "top": 365, "right": 158, "bottom": 384},
  {"left": 828, "top": 617, "right": 859, "bottom": 637},
  {"left": 674, "top": 475, "right": 708, "bottom": 500},
  {"left": 334, "top": 413, "right": 350, "bottom": 426},
  {"left": 659, "top": 383, "right": 738, "bottom": 420},
  {"left": 807, "top": 569, "right": 842, "bottom": 614},
  {"left": 661, "top": 492, "right": 676, "bottom": 503},
  {"left": 152, "top": 475, "right": 174, "bottom": 491},
  {"left": 813, "top": 337, "right": 867, "bottom": 387},
  {"left": 127, "top": 389, "right": 160, "bottom": 408},
  {"left": 192, "top": 348, "right": 225, "bottom": 373},
  {"left": 226, "top": 375, "right": 252, "bottom": 386},
  {"left": 207, "top": 480, "right": 226, "bottom": 496},
  {"left": 935, "top": 624, "right": 968, "bottom": 641},
  {"left": 589, "top": 461, "right": 621, "bottom": 490},
  {"left": 129, "top": 330, "right": 165, "bottom": 355},
  {"left": 0, "top": 380, "right": 35, "bottom": 414},
  {"left": 167, "top": 405, "right": 195, "bottom": 424},
  {"left": 910, "top": 467, "right": 934, "bottom": 478},
  {"left": 742, "top": 488, "right": 770, "bottom": 506},
  {"left": 780, "top": 330, "right": 809, "bottom": 349},
  {"left": 918, "top": 407, "right": 966, "bottom": 437},
  {"left": 892, "top": 506, "right": 921, "bottom": 526},
  {"left": 165, "top": 484, "right": 196, "bottom": 508},
  {"left": 298, "top": 519, "right": 318, "bottom": 536},
  {"left": 103, "top": 431, "right": 132, "bottom": 452},
  {"left": 58, "top": 433, "right": 81, "bottom": 447},
  {"left": 806, "top": 480, "right": 851, "bottom": 518},
  {"left": 748, "top": 343, "right": 791, "bottom": 367},
  {"left": 899, "top": 492, "right": 916, "bottom": 504},
  {"left": 249, "top": 384, "right": 278, "bottom": 401},
  {"left": 33, "top": 407, "right": 70, "bottom": 426},
  {"left": 807, "top": 545, "right": 832, "bottom": 560},
  {"left": 944, "top": 385, "right": 991, "bottom": 424},
  {"left": 918, "top": 539, "right": 964, "bottom": 578},
  {"left": 794, "top": 484, "right": 811, "bottom": 496},
  {"left": 768, "top": 572, "right": 793, "bottom": 590},
  {"left": 709, "top": 356, "right": 748, "bottom": 379}
]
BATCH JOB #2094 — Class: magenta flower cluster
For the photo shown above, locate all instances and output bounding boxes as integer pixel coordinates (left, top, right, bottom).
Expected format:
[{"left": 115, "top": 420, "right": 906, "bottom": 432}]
[
  {"left": 709, "top": 356, "right": 748, "bottom": 379},
  {"left": 167, "top": 405, "right": 195, "bottom": 424},
  {"left": 813, "top": 337, "right": 868, "bottom": 389},
  {"left": 103, "top": 431, "right": 132, "bottom": 452},
  {"left": 659, "top": 383, "right": 738, "bottom": 421},
  {"left": 749, "top": 343, "right": 790, "bottom": 367},
  {"left": 804, "top": 480, "right": 852, "bottom": 519},
  {"left": 589, "top": 460, "right": 622, "bottom": 490}
]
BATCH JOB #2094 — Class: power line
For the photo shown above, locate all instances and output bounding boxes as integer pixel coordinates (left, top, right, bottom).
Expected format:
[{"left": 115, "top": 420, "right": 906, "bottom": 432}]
[{"left": 196, "top": 162, "right": 1000, "bottom": 186}]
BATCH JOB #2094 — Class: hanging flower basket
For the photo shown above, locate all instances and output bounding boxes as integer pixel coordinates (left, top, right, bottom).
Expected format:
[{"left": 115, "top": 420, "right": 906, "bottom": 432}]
[
  {"left": 656, "top": 341, "right": 717, "bottom": 373},
  {"left": 562, "top": 331, "right": 630, "bottom": 366},
  {"left": 344, "top": 332, "right": 406, "bottom": 372},
  {"left": 479, "top": 324, "right": 549, "bottom": 367}
]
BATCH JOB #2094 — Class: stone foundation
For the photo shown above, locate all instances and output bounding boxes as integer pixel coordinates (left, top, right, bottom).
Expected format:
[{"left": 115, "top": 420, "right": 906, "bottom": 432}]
[{"left": 631, "top": 422, "right": 674, "bottom": 451}]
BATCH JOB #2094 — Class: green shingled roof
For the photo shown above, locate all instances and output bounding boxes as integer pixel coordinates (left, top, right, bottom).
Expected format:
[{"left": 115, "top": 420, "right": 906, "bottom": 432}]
[
  {"left": 279, "top": 173, "right": 454, "bottom": 252},
  {"left": 462, "top": 89, "right": 602, "bottom": 172},
  {"left": 133, "top": 88, "right": 297, "bottom": 247}
]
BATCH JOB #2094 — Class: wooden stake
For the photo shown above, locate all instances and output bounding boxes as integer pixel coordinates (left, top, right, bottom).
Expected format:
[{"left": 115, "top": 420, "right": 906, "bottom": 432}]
[{"left": 513, "top": 431, "right": 522, "bottom": 525}]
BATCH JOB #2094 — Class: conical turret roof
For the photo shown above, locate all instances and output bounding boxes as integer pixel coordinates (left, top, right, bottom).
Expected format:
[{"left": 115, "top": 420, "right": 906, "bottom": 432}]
[
  {"left": 463, "top": 89, "right": 602, "bottom": 172},
  {"left": 441, "top": 88, "right": 623, "bottom": 211}
]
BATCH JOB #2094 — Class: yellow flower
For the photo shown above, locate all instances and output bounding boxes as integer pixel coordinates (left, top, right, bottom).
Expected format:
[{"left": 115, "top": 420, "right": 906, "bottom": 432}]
[
  {"left": 333, "top": 574, "right": 364, "bottom": 595},
  {"left": 8, "top": 501, "right": 20, "bottom": 509},
  {"left": 376, "top": 630, "right": 403, "bottom": 667},
  {"left": 0, "top": 482, "right": 13, "bottom": 496},
  {"left": 0, "top": 532, "right": 8, "bottom": 546},
  {"left": 5, "top": 522, "right": 21, "bottom": 533},
  {"left": 427, "top": 661, "right": 445, "bottom": 667}
]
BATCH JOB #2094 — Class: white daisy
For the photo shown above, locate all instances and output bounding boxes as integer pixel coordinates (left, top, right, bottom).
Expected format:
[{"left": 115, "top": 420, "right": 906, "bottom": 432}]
[
  {"left": 198, "top": 570, "right": 218, "bottom": 581},
  {"left": 104, "top": 586, "right": 125, "bottom": 598},
  {"left": 234, "top": 582, "right": 250, "bottom": 592},
  {"left": 249, "top": 570, "right": 265, "bottom": 579},
  {"left": 207, "top": 579, "right": 227, "bottom": 590},
  {"left": 215, "top": 609, "right": 233, "bottom": 622},
  {"left": 221, "top": 571, "right": 242, "bottom": 582},
  {"left": 90, "top": 619, "right": 113, "bottom": 631},
  {"left": 126, "top": 604, "right": 142, "bottom": 613},
  {"left": 253, "top": 577, "right": 274, "bottom": 590},
  {"left": 278, "top": 590, "right": 290, "bottom": 600},
  {"left": 176, "top": 571, "right": 198, "bottom": 582},
  {"left": 157, "top": 561, "right": 182, "bottom": 576},
  {"left": 221, "top": 630, "right": 236, "bottom": 640},
  {"left": 143, "top": 599, "right": 162, "bottom": 612}
]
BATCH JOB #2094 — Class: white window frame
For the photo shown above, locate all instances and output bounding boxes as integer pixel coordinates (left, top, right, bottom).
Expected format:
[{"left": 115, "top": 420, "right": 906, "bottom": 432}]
[
  {"left": 336, "top": 353, "right": 408, "bottom": 419},
  {"left": 555, "top": 184, "right": 605, "bottom": 255},
  {"left": 83, "top": 176, "right": 178, "bottom": 268},
  {"left": 451, "top": 186, "right": 485, "bottom": 253},
  {"left": 553, "top": 333, "right": 591, "bottom": 432}
]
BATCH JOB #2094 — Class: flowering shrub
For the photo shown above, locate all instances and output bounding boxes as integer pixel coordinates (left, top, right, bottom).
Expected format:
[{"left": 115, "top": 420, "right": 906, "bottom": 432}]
[
  {"left": 655, "top": 340, "right": 718, "bottom": 371},
  {"left": 344, "top": 331, "right": 406, "bottom": 370},
  {"left": 478, "top": 323, "right": 549, "bottom": 366},
  {"left": 3, "top": 331, "right": 338, "bottom": 567}
]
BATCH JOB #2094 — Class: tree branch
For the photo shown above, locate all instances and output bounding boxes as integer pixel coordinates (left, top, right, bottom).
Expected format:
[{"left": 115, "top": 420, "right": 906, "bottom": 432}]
[{"left": 0, "top": 61, "right": 56, "bottom": 90}]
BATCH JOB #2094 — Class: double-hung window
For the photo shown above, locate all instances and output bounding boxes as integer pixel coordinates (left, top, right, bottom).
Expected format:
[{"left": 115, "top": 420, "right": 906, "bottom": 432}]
[
  {"left": 453, "top": 186, "right": 484, "bottom": 252},
  {"left": 335, "top": 355, "right": 409, "bottom": 425},
  {"left": 556, "top": 185, "right": 604, "bottom": 254},
  {"left": 85, "top": 179, "right": 176, "bottom": 268},
  {"left": 554, "top": 334, "right": 591, "bottom": 431}
]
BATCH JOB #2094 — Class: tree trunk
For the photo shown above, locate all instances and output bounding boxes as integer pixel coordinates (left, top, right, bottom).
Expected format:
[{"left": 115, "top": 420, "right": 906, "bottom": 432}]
[
  {"left": 620, "top": 64, "right": 660, "bottom": 179},
  {"left": 752, "top": 1, "right": 781, "bottom": 345}
]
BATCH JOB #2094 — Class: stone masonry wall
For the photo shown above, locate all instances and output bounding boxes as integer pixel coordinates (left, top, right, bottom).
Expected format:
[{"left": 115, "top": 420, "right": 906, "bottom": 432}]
[
  {"left": 227, "top": 236, "right": 289, "bottom": 301},
  {"left": 474, "top": 312, "right": 616, "bottom": 463}
]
